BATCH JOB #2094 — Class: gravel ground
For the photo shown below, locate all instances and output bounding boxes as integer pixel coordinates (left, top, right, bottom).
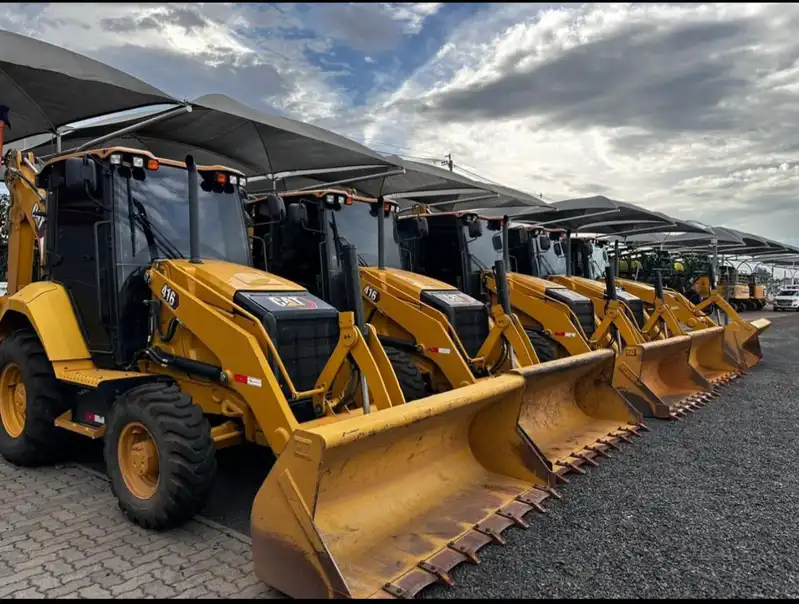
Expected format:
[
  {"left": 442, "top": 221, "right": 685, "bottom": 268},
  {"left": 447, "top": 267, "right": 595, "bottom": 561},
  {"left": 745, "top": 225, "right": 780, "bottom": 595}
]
[
  {"left": 421, "top": 317, "right": 799, "bottom": 599},
  {"left": 68, "top": 314, "right": 799, "bottom": 598}
]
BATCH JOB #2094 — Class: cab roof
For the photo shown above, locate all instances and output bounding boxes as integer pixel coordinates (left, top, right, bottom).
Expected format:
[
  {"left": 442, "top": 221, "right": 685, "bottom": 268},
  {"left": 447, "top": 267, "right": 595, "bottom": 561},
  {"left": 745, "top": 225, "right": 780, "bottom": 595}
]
[{"left": 42, "top": 146, "right": 245, "bottom": 176}]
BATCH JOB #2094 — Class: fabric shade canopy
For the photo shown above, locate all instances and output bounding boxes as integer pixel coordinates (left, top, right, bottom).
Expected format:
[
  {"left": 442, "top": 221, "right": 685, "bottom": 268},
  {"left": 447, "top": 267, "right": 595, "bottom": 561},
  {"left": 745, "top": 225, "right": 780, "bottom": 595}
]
[{"left": 1, "top": 29, "right": 176, "bottom": 143}]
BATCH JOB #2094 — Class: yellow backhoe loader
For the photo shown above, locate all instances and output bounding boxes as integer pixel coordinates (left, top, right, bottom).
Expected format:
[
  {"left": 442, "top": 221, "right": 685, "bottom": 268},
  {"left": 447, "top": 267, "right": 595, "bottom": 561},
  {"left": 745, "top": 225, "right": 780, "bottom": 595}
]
[
  {"left": 616, "top": 270, "right": 769, "bottom": 371},
  {"left": 546, "top": 237, "right": 743, "bottom": 386},
  {"left": 606, "top": 272, "right": 742, "bottom": 386},
  {"left": 401, "top": 208, "right": 715, "bottom": 420},
  {"left": 247, "top": 189, "right": 644, "bottom": 486},
  {"left": 0, "top": 146, "right": 592, "bottom": 600}
]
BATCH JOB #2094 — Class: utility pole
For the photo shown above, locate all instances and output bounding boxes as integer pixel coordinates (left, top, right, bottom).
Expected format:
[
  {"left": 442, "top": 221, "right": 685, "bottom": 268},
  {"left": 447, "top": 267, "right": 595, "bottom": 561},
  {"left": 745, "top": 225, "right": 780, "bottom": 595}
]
[{"left": 444, "top": 153, "right": 453, "bottom": 171}]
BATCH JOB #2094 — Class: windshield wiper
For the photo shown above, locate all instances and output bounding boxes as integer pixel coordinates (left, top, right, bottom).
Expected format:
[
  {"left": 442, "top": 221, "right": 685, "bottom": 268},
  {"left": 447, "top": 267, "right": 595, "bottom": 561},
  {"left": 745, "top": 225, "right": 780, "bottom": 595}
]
[
  {"left": 130, "top": 198, "right": 184, "bottom": 261},
  {"left": 468, "top": 252, "right": 489, "bottom": 271},
  {"left": 330, "top": 213, "right": 368, "bottom": 267}
]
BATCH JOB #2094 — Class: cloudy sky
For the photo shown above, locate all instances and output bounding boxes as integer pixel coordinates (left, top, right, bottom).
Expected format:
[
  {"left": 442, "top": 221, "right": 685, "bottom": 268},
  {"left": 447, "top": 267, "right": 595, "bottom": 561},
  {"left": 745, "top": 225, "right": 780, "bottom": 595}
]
[{"left": 2, "top": 2, "right": 799, "bottom": 253}]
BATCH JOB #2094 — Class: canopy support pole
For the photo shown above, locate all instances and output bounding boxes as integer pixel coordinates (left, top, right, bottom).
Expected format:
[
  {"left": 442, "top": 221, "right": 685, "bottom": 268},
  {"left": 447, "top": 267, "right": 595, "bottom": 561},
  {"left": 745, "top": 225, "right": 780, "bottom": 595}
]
[
  {"left": 294, "top": 168, "right": 406, "bottom": 192},
  {"left": 71, "top": 104, "right": 194, "bottom": 153},
  {"left": 565, "top": 230, "right": 572, "bottom": 276}
]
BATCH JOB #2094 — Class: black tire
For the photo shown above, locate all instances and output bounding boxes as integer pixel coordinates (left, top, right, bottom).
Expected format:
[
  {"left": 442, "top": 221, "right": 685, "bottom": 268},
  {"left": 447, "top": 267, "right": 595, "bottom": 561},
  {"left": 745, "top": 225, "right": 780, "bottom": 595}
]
[
  {"left": 525, "top": 329, "right": 559, "bottom": 363},
  {"left": 0, "top": 329, "right": 70, "bottom": 466},
  {"left": 104, "top": 382, "right": 217, "bottom": 530},
  {"left": 383, "top": 346, "right": 428, "bottom": 402}
]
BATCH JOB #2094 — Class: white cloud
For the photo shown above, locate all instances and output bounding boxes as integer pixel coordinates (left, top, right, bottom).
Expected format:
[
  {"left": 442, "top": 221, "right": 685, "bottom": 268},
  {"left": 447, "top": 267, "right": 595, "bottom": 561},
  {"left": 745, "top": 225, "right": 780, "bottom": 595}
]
[
  {"left": 381, "top": 3, "right": 443, "bottom": 34},
  {"left": 3, "top": 1, "right": 799, "bottom": 258},
  {"left": 352, "top": 3, "right": 799, "bottom": 250}
]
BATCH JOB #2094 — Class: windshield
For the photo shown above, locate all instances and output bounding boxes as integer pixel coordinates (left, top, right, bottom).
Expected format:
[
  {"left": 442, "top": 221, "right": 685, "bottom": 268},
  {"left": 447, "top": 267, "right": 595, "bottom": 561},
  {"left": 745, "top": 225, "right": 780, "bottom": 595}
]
[
  {"left": 113, "top": 164, "right": 250, "bottom": 268},
  {"left": 463, "top": 221, "right": 502, "bottom": 272},
  {"left": 329, "top": 202, "right": 403, "bottom": 269},
  {"left": 777, "top": 290, "right": 799, "bottom": 297},
  {"left": 537, "top": 245, "right": 564, "bottom": 276},
  {"left": 588, "top": 245, "right": 609, "bottom": 279}
]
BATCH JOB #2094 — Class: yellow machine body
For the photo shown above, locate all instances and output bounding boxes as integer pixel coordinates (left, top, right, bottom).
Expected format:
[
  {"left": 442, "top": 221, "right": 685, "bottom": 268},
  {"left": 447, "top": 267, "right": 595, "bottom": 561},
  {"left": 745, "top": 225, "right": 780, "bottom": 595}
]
[
  {"left": 0, "top": 150, "right": 643, "bottom": 601},
  {"left": 620, "top": 276, "right": 768, "bottom": 371},
  {"left": 549, "top": 275, "right": 713, "bottom": 418},
  {"left": 611, "top": 278, "right": 742, "bottom": 384},
  {"left": 249, "top": 194, "right": 644, "bottom": 481},
  {"left": 251, "top": 351, "right": 642, "bottom": 600}
]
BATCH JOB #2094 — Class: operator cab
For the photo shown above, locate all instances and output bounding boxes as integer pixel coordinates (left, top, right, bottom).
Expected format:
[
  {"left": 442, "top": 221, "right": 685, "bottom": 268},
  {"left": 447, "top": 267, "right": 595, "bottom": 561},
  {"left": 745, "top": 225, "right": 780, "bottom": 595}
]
[
  {"left": 568, "top": 237, "right": 645, "bottom": 328},
  {"left": 37, "top": 148, "right": 251, "bottom": 369},
  {"left": 249, "top": 196, "right": 495, "bottom": 360},
  {"left": 399, "top": 211, "right": 504, "bottom": 301},
  {"left": 247, "top": 189, "right": 411, "bottom": 311}
]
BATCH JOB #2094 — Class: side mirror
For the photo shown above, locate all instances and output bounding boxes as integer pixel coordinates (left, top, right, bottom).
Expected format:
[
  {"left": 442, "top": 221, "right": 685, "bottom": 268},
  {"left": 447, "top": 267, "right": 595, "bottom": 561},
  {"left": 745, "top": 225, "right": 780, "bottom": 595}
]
[
  {"left": 287, "top": 203, "right": 308, "bottom": 227},
  {"left": 255, "top": 194, "right": 285, "bottom": 222},
  {"left": 467, "top": 218, "right": 482, "bottom": 239},
  {"left": 518, "top": 229, "right": 530, "bottom": 244},
  {"left": 583, "top": 241, "right": 594, "bottom": 255},
  {"left": 64, "top": 156, "right": 97, "bottom": 194},
  {"left": 538, "top": 234, "right": 551, "bottom": 251},
  {"left": 492, "top": 232, "right": 503, "bottom": 252}
]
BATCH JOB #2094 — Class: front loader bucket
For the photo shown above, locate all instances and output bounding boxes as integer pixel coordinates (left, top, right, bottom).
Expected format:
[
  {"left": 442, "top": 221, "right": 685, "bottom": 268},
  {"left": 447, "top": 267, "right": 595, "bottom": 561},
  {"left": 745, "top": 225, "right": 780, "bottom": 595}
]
[
  {"left": 612, "top": 336, "right": 713, "bottom": 419},
  {"left": 725, "top": 318, "right": 769, "bottom": 370},
  {"left": 686, "top": 326, "right": 743, "bottom": 384},
  {"left": 515, "top": 349, "right": 644, "bottom": 478},
  {"left": 251, "top": 376, "right": 558, "bottom": 600}
]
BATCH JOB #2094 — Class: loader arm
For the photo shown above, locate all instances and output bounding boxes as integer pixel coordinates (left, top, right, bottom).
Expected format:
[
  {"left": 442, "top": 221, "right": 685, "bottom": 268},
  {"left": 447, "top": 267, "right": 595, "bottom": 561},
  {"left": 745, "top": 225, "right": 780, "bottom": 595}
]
[
  {"left": 477, "top": 302, "right": 539, "bottom": 368},
  {"left": 145, "top": 260, "right": 399, "bottom": 455},
  {"left": 3, "top": 151, "right": 47, "bottom": 295},
  {"left": 359, "top": 269, "right": 478, "bottom": 386},
  {"left": 483, "top": 273, "right": 594, "bottom": 357},
  {"left": 616, "top": 278, "right": 765, "bottom": 370},
  {"left": 693, "top": 288, "right": 770, "bottom": 368},
  {"left": 550, "top": 275, "right": 713, "bottom": 419}
]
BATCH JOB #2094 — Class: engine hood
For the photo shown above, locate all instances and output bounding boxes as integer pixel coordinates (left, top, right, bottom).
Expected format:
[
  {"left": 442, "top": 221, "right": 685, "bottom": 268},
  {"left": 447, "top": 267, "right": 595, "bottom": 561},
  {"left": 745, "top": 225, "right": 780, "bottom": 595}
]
[
  {"left": 163, "top": 259, "right": 305, "bottom": 300},
  {"left": 360, "top": 267, "right": 459, "bottom": 294},
  {"left": 507, "top": 272, "right": 561, "bottom": 292}
]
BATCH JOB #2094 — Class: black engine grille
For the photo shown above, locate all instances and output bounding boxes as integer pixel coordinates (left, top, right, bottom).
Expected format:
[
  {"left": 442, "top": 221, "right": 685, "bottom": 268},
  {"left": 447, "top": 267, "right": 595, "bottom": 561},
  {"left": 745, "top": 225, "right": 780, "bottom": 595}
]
[
  {"left": 270, "top": 316, "right": 340, "bottom": 395},
  {"left": 450, "top": 306, "right": 490, "bottom": 359},
  {"left": 546, "top": 288, "right": 596, "bottom": 339},
  {"left": 420, "top": 290, "right": 490, "bottom": 360},
  {"left": 232, "top": 291, "right": 341, "bottom": 414}
]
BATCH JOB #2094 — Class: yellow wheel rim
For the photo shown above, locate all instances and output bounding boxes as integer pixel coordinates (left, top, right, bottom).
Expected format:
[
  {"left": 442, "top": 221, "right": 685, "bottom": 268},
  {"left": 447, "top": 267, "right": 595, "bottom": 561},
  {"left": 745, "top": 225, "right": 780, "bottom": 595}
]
[
  {"left": 0, "top": 363, "right": 26, "bottom": 439},
  {"left": 118, "top": 422, "right": 160, "bottom": 500}
]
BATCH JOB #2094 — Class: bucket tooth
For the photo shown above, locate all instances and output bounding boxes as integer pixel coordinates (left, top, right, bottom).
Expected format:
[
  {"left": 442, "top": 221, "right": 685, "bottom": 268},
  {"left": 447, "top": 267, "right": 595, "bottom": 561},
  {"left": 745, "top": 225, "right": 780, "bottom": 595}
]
[
  {"left": 473, "top": 523, "right": 507, "bottom": 546},
  {"left": 554, "top": 473, "right": 570, "bottom": 485},
  {"left": 382, "top": 582, "right": 412, "bottom": 599},
  {"left": 599, "top": 438, "right": 621, "bottom": 450},
  {"left": 637, "top": 422, "right": 651, "bottom": 432},
  {"left": 574, "top": 452, "right": 600, "bottom": 467},
  {"left": 613, "top": 432, "right": 635, "bottom": 443},
  {"left": 536, "top": 485, "right": 562, "bottom": 500},
  {"left": 517, "top": 490, "right": 549, "bottom": 514},
  {"left": 587, "top": 445, "right": 612, "bottom": 459},
  {"left": 447, "top": 539, "right": 482, "bottom": 565},
  {"left": 417, "top": 561, "right": 455, "bottom": 588},
  {"left": 556, "top": 460, "right": 587, "bottom": 475},
  {"left": 497, "top": 502, "right": 534, "bottom": 526}
]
